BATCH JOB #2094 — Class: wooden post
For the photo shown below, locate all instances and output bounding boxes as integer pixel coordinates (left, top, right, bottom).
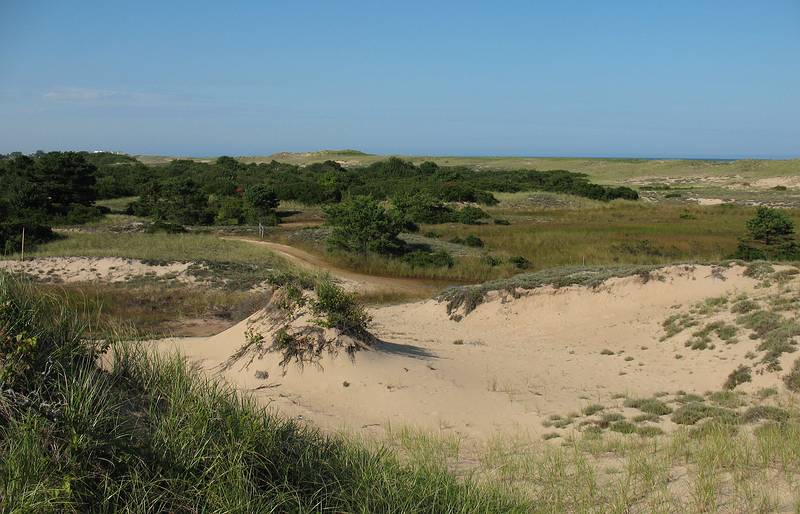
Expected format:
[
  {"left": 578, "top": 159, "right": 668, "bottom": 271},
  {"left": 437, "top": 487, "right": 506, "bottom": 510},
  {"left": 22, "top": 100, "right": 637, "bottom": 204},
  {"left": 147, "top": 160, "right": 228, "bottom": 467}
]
[{"left": 20, "top": 226, "right": 25, "bottom": 262}]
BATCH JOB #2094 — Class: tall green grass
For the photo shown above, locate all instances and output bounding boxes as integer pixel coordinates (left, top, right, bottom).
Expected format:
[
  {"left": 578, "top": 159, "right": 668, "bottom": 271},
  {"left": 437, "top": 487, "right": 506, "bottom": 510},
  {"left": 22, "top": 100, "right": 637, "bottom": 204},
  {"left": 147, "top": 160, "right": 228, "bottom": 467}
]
[{"left": 0, "top": 274, "right": 525, "bottom": 512}]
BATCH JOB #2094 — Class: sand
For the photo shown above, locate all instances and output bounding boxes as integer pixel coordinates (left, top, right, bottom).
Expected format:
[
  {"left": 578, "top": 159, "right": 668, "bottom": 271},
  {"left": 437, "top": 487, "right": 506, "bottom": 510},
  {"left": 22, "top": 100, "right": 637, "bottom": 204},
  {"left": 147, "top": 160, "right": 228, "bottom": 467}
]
[
  {"left": 160, "top": 264, "right": 795, "bottom": 444},
  {"left": 0, "top": 256, "right": 198, "bottom": 284}
]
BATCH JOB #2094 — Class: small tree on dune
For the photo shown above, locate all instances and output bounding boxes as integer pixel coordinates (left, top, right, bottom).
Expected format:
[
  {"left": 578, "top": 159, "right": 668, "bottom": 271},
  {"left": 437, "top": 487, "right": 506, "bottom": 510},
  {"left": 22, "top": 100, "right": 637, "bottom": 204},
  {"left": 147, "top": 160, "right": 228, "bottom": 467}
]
[{"left": 734, "top": 207, "right": 799, "bottom": 260}]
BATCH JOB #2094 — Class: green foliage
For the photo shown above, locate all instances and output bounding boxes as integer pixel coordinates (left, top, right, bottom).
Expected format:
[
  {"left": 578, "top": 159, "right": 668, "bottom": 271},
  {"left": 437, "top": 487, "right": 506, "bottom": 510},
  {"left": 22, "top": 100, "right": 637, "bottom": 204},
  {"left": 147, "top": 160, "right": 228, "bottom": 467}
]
[
  {"left": 132, "top": 178, "right": 212, "bottom": 225},
  {"left": 0, "top": 152, "right": 103, "bottom": 250},
  {"left": 311, "top": 278, "right": 372, "bottom": 336},
  {"left": 0, "top": 274, "right": 103, "bottom": 389},
  {"left": 456, "top": 206, "right": 489, "bottom": 225},
  {"left": 734, "top": 207, "right": 800, "bottom": 260},
  {"left": 325, "top": 195, "right": 406, "bottom": 256},
  {"left": 393, "top": 192, "right": 456, "bottom": 224},
  {"left": 747, "top": 207, "right": 795, "bottom": 245},
  {"left": 244, "top": 184, "right": 279, "bottom": 225}
]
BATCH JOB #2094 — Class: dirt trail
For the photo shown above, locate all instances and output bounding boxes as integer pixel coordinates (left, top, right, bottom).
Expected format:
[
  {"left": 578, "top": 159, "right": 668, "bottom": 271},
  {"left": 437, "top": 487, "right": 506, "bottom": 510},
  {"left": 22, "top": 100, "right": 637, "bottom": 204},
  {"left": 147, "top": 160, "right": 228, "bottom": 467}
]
[{"left": 225, "top": 238, "right": 441, "bottom": 298}]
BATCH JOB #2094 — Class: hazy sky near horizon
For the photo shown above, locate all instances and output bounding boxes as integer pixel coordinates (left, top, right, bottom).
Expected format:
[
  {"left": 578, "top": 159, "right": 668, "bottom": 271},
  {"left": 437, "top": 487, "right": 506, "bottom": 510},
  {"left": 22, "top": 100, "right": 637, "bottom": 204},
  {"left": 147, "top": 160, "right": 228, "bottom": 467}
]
[{"left": 1, "top": 1, "right": 798, "bottom": 158}]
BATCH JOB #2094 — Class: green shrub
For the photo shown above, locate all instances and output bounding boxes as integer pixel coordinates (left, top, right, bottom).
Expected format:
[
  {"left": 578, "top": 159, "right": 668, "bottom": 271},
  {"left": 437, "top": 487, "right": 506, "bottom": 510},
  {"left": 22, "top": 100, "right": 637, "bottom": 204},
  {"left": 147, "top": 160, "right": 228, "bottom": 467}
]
[
  {"left": 401, "top": 249, "right": 455, "bottom": 268},
  {"left": 312, "top": 278, "right": 372, "bottom": 336}
]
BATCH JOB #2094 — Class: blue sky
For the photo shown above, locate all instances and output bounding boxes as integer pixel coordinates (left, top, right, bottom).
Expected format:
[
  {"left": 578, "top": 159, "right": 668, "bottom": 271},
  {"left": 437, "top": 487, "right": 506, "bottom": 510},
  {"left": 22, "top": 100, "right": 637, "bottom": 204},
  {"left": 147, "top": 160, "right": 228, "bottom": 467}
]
[{"left": 1, "top": 1, "right": 798, "bottom": 158}]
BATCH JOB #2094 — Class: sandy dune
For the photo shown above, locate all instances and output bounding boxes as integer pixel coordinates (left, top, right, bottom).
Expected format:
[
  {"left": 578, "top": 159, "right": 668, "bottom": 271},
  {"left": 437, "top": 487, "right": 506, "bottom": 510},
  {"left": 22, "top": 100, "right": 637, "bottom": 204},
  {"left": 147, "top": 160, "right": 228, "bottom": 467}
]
[
  {"left": 0, "top": 256, "right": 197, "bottom": 284},
  {"left": 161, "top": 264, "right": 795, "bottom": 444}
]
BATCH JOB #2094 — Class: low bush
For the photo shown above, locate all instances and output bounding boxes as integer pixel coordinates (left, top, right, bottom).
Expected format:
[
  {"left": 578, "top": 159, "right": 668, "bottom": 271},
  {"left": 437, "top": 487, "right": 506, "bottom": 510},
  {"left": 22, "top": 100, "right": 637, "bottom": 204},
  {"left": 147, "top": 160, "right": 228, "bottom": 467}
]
[
  {"left": 741, "top": 405, "right": 790, "bottom": 423},
  {"left": 723, "top": 365, "right": 752, "bottom": 390},
  {"left": 401, "top": 249, "right": 455, "bottom": 268},
  {"left": 671, "top": 402, "right": 738, "bottom": 426}
]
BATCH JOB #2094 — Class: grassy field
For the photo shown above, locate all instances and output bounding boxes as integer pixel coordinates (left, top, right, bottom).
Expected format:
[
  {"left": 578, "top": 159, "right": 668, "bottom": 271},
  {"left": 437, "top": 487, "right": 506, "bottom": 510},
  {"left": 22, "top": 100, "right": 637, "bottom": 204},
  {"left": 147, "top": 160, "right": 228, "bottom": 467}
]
[
  {"left": 137, "top": 150, "right": 800, "bottom": 185},
  {"left": 273, "top": 198, "right": 800, "bottom": 283},
  {"left": 4, "top": 275, "right": 800, "bottom": 512}
]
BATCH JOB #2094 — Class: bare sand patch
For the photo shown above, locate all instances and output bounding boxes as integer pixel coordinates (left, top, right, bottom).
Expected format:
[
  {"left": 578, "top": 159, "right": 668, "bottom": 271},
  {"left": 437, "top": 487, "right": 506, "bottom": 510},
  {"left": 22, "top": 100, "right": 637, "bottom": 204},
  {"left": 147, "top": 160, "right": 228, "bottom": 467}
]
[
  {"left": 753, "top": 176, "right": 800, "bottom": 189},
  {"left": 0, "top": 256, "right": 197, "bottom": 284},
  {"left": 160, "top": 264, "right": 795, "bottom": 445}
]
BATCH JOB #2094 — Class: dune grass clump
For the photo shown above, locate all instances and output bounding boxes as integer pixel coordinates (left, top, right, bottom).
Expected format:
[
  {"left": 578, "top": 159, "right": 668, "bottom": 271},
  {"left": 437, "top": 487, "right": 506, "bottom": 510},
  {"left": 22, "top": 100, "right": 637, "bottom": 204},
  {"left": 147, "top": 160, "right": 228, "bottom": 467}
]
[
  {"left": 624, "top": 398, "right": 673, "bottom": 416},
  {"left": 675, "top": 392, "right": 705, "bottom": 404},
  {"left": 743, "top": 262, "right": 775, "bottom": 279},
  {"left": 661, "top": 313, "right": 698, "bottom": 340},
  {"left": 671, "top": 402, "right": 739, "bottom": 426},
  {"left": 582, "top": 404, "right": 604, "bottom": 416},
  {"left": 439, "top": 264, "right": 662, "bottom": 315},
  {"left": 736, "top": 309, "right": 800, "bottom": 370},
  {"left": 709, "top": 390, "right": 746, "bottom": 408},
  {"left": 723, "top": 365, "right": 752, "bottom": 390},
  {"left": 596, "top": 412, "right": 626, "bottom": 429},
  {"left": 731, "top": 298, "right": 759, "bottom": 314},
  {"left": 610, "top": 420, "right": 637, "bottom": 434},
  {"left": 632, "top": 413, "right": 661, "bottom": 423},
  {"left": 741, "top": 405, "right": 790, "bottom": 424}
]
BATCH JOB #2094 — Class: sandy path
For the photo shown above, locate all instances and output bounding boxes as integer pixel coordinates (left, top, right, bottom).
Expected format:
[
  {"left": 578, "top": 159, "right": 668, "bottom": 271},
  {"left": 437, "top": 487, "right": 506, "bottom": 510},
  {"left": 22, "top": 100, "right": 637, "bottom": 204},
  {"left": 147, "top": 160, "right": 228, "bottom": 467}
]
[{"left": 225, "top": 237, "right": 441, "bottom": 297}]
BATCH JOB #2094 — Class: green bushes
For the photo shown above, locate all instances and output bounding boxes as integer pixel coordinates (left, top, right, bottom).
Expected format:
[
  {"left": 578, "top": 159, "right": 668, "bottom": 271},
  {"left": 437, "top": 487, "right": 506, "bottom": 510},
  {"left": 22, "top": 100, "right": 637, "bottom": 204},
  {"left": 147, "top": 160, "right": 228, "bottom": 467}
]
[
  {"left": 325, "top": 195, "right": 406, "bottom": 256},
  {"left": 312, "top": 278, "right": 372, "bottom": 336}
]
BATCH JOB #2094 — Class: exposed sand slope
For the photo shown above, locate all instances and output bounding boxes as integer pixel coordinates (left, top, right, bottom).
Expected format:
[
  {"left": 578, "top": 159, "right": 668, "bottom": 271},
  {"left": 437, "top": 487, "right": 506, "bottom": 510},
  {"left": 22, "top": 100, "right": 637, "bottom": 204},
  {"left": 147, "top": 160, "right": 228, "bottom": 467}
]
[
  {"left": 225, "top": 237, "right": 439, "bottom": 296},
  {"left": 162, "top": 264, "right": 797, "bottom": 443},
  {"left": 0, "top": 256, "right": 197, "bottom": 284}
]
